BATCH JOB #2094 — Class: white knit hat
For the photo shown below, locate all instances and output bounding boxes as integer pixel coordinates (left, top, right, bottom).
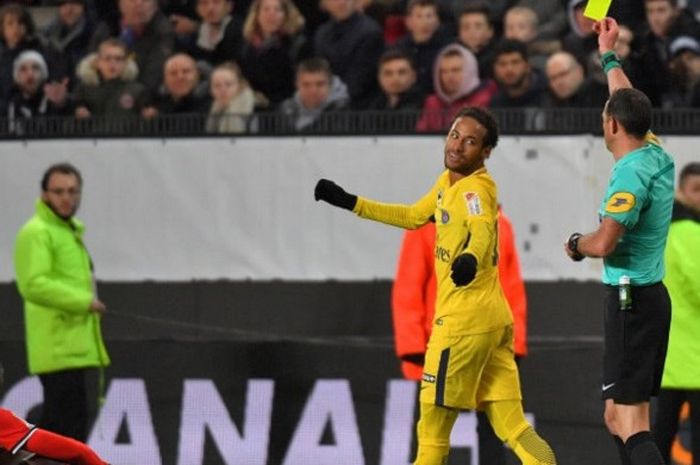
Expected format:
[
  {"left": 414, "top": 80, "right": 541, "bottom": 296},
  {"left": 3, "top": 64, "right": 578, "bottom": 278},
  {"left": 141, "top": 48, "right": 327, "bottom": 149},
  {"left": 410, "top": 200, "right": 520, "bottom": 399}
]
[{"left": 13, "top": 50, "right": 49, "bottom": 83}]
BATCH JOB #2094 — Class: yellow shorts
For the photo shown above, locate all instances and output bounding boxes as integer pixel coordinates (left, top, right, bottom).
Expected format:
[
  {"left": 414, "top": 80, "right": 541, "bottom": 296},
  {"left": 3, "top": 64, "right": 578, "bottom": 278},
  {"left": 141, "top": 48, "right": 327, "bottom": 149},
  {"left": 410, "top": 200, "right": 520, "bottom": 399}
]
[{"left": 419, "top": 323, "right": 522, "bottom": 410}]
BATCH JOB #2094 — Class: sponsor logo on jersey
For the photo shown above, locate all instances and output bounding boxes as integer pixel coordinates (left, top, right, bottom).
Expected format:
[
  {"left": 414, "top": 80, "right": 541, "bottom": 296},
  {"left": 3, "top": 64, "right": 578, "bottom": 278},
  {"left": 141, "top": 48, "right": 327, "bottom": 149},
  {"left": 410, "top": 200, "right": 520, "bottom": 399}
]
[
  {"left": 441, "top": 209, "right": 450, "bottom": 224},
  {"left": 434, "top": 245, "right": 451, "bottom": 263},
  {"left": 464, "top": 192, "right": 482, "bottom": 216},
  {"left": 605, "top": 192, "right": 636, "bottom": 213},
  {"left": 422, "top": 373, "right": 436, "bottom": 383}
]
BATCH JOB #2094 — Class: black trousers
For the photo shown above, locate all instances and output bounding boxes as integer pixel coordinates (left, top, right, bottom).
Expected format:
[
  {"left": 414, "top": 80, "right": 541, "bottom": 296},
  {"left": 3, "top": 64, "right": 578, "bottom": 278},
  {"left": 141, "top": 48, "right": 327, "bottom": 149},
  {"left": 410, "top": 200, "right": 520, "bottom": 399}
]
[
  {"left": 39, "top": 368, "right": 88, "bottom": 442},
  {"left": 654, "top": 388, "right": 700, "bottom": 465}
]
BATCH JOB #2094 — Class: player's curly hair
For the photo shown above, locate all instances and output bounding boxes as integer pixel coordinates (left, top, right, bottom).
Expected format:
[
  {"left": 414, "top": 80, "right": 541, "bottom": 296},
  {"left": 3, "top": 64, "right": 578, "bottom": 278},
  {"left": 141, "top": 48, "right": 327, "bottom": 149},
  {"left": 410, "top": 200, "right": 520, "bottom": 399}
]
[{"left": 453, "top": 106, "right": 499, "bottom": 149}]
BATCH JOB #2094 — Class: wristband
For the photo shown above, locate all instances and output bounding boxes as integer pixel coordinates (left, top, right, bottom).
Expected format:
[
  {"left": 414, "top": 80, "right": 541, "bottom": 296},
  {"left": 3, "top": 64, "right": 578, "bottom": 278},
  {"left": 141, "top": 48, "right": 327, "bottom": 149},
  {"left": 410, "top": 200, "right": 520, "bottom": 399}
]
[
  {"left": 600, "top": 51, "right": 621, "bottom": 73},
  {"left": 567, "top": 232, "right": 585, "bottom": 261}
]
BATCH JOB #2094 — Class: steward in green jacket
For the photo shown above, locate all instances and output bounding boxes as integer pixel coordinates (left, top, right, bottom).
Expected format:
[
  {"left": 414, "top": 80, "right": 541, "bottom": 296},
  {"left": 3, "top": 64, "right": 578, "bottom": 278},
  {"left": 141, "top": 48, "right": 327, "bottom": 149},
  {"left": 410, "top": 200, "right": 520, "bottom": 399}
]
[
  {"left": 13, "top": 163, "right": 109, "bottom": 442},
  {"left": 15, "top": 200, "right": 110, "bottom": 374}
]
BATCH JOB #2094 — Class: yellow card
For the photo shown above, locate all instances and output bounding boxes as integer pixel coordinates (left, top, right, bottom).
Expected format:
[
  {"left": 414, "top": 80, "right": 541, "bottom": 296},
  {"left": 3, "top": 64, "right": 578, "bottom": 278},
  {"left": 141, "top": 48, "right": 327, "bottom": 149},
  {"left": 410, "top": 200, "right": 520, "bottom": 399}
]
[{"left": 583, "top": 0, "right": 613, "bottom": 20}]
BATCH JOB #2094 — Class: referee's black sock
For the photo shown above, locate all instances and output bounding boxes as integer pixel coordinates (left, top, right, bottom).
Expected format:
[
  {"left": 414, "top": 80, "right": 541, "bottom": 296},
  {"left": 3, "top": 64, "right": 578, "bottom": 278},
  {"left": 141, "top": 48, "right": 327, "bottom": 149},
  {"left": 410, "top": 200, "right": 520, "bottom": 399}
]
[
  {"left": 613, "top": 435, "right": 631, "bottom": 465},
  {"left": 625, "top": 431, "right": 665, "bottom": 465}
]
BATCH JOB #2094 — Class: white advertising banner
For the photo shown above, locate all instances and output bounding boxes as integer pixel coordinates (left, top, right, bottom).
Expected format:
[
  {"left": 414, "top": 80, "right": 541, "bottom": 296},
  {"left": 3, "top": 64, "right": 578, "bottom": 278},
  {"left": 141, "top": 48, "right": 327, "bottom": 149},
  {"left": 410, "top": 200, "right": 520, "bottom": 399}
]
[{"left": 0, "top": 136, "right": 696, "bottom": 282}]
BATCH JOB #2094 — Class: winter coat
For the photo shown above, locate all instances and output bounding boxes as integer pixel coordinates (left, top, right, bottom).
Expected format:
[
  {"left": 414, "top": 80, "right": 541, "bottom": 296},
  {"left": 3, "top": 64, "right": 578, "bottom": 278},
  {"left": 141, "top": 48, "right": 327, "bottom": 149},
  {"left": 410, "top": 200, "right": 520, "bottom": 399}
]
[
  {"left": 313, "top": 12, "right": 384, "bottom": 106},
  {"left": 416, "top": 43, "right": 496, "bottom": 132},
  {"left": 74, "top": 52, "right": 149, "bottom": 117},
  {"left": 661, "top": 201, "right": 700, "bottom": 388},
  {"left": 240, "top": 32, "right": 310, "bottom": 107},
  {"left": 206, "top": 86, "right": 255, "bottom": 133},
  {"left": 189, "top": 15, "right": 244, "bottom": 66},
  {"left": 278, "top": 75, "right": 349, "bottom": 132},
  {"left": 14, "top": 200, "right": 110, "bottom": 375}
]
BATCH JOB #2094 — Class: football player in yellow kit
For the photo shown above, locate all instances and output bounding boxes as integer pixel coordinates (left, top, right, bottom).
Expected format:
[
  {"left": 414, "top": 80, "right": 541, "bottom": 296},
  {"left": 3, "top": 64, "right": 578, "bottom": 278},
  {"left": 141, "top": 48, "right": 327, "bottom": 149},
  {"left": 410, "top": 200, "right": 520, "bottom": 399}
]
[{"left": 315, "top": 106, "right": 556, "bottom": 465}]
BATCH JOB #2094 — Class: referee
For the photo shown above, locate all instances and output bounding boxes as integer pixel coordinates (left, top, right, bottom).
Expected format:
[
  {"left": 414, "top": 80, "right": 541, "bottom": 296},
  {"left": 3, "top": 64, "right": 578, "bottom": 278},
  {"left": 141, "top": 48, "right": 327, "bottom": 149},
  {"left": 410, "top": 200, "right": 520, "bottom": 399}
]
[
  {"left": 565, "top": 18, "right": 674, "bottom": 465},
  {"left": 316, "top": 106, "right": 556, "bottom": 465}
]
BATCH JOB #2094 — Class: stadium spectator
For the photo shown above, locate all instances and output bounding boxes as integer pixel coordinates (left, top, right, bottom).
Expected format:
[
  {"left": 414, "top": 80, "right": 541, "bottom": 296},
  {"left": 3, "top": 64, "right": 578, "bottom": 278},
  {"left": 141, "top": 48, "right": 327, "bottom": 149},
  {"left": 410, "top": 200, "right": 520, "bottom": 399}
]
[
  {"left": 4, "top": 50, "right": 71, "bottom": 134},
  {"left": 368, "top": 48, "right": 423, "bottom": 110},
  {"left": 89, "top": 0, "right": 175, "bottom": 94},
  {"left": 542, "top": 51, "right": 607, "bottom": 108},
  {"left": 0, "top": 3, "right": 44, "bottom": 111},
  {"left": 654, "top": 162, "right": 700, "bottom": 465},
  {"left": 416, "top": 43, "right": 495, "bottom": 131},
  {"left": 489, "top": 39, "right": 546, "bottom": 108},
  {"left": 186, "top": 0, "right": 244, "bottom": 68},
  {"left": 144, "top": 52, "right": 210, "bottom": 116},
  {"left": 163, "top": 0, "right": 200, "bottom": 46},
  {"left": 632, "top": 0, "right": 700, "bottom": 106},
  {"left": 503, "top": 5, "right": 560, "bottom": 72},
  {"left": 393, "top": 0, "right": 451, "bottom": 95},
  {"left": 14, "top": 162, "right": 110, "bottom": 443},
  {"left": 455, "top": 3, "right": 496, "bottom": 79},
  {"left": 515, "top": 0, "right": 567, "bottom": 40},
  {"left": 205, "top": 61, "right": 254, "bottom": 133},
  {"left": 313, "top": 0, "right": 384, "bottom": 107},
  {"left": 561, "top": 0, "right": 597, "bottom": 69},
  {"left": 277, "top": 56, "right": 349, "bottom": 132},
  {"left": 366, "top": 48, "right": 424, "bottom": 132},
  {"left": 40, "top": 0, "right": 94, "bottom": 86},
  {"left": 664, "top": 36, "right": 700, "bottom": 107},
  {"left": 73, "top": 38, "right": 149, "bottom": 119},
  {"left": 240, "top": 0, "right": 309, "bottom": 108}
]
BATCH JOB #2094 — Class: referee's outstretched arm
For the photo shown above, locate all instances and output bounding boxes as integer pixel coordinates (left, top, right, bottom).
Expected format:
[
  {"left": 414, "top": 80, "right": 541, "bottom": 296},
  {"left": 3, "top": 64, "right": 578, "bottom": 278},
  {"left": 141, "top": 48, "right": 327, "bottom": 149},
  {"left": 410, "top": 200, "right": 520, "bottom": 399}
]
[{"left": 593, "top": 17, "right": 633, "bottom": 94}]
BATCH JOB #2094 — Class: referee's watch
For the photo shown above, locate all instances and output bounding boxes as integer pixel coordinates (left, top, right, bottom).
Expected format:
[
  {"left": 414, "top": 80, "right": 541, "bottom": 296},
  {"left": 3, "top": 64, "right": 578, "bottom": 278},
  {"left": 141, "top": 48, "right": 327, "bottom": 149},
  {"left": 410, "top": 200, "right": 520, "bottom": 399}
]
[{"left": 567, "top": 233, "right": 585, "bottom": 262}]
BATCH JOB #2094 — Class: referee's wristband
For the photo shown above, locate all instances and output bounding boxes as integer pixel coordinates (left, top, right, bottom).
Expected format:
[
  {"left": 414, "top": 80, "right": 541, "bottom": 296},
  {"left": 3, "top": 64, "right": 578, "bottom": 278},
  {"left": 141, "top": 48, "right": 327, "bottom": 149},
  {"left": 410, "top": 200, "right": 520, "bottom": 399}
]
[
  {"left": 600, "top": 51, "right": 621, "bottom": 74},
  {"left": 567, "top": 232, "right": 585, "bottom": 262}
]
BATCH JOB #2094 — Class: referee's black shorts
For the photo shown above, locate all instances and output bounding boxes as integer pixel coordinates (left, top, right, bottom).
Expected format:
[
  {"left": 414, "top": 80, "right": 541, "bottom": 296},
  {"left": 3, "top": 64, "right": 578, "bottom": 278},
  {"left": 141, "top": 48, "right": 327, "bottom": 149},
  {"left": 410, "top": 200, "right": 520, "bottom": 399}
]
[{"left": 602, "top": 281, "right": 671, "bottom": 404}]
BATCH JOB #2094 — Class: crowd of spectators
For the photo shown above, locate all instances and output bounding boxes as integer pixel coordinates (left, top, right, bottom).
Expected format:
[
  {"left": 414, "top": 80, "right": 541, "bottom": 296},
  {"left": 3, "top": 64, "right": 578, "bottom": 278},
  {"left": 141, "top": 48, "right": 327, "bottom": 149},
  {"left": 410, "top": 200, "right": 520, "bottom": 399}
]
[{"left": 1, "top": 0, "right": 700, "bottom": 135}]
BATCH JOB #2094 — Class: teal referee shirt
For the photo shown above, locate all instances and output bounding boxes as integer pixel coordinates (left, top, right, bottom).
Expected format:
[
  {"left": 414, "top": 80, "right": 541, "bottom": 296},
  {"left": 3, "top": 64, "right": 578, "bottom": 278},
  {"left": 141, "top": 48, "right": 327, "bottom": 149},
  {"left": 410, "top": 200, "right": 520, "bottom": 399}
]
[{"left": 599, "top": 138, "right": 675, "bottom": 286}]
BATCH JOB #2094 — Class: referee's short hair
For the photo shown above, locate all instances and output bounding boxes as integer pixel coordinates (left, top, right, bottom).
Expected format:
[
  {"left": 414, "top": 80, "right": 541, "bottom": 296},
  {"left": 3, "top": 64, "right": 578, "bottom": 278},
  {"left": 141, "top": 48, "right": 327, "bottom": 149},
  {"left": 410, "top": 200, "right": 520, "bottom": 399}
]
[
  {"left": 606, "top": 88, "right": 652, "bottom": 140},
  {"left": 453, "top": 106, "right": 499, "bottom": 149}
]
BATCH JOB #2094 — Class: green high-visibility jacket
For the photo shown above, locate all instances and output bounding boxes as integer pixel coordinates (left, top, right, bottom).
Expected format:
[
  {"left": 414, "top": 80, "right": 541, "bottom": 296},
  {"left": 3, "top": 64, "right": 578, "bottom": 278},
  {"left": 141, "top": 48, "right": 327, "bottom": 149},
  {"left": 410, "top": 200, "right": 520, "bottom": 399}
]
[
  {"left": 14, "top": 200, "right": 110, "bottom": 374},
  {"left": 662, "top": 200, "right": 700, "bottom": 388}
]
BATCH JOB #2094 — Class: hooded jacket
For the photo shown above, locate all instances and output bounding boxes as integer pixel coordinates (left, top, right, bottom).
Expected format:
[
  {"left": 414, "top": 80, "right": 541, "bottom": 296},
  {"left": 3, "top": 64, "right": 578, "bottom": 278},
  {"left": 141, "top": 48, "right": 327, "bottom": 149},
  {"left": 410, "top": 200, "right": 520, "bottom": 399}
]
[
  {"left": 14, "top": 200, "right": 110, "bottom": 375},
  {"left": 416, "top": 43, "right": 497, "bottom": 132},
  {"left": 661, "top": 200, "right": 700, "bottom": 388}
]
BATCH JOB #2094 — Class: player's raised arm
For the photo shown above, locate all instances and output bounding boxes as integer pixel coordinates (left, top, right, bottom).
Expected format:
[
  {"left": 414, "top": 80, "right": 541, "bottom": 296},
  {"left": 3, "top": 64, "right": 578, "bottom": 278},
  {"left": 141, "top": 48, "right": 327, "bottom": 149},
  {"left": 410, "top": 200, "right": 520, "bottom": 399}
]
[{"left": 593, "top": 17, "right": 633, "bottom": 94}]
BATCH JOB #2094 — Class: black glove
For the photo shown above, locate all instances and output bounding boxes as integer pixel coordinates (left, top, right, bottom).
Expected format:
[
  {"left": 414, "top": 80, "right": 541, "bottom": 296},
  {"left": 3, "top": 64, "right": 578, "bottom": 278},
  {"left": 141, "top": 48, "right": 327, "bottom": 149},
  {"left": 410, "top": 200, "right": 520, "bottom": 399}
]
[
  {"left": 401, "top": 353, "right": 425, "bottom": 366},
  {"left": 451, "top": 253, "right": 477, "bottom": 286},
  {"left": 567, "top": 232, "right": 585, "bottom": 262},
  {"left": 314, "top": 179, "right": 357, "bottom": 211}
]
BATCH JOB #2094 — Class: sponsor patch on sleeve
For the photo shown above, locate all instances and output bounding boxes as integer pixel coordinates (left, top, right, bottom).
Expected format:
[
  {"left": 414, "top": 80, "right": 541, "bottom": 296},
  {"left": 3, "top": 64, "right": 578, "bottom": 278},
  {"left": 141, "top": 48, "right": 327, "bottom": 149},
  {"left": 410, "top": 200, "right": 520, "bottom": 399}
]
[
  {"left": 464, "top": 192, "right": 483, "bottom": 216},
  {"left": 605, "top": 192, "right": 636, "bottom": 213}
]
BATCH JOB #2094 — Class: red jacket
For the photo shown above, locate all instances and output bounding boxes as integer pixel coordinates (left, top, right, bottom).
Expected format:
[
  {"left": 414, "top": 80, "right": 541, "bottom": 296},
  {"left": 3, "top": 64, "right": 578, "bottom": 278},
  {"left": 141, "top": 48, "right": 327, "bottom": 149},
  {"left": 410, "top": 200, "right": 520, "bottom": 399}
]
[
  {"left": 0, "top": 408, "right": 108, "bottom": 465},
  {"left": 391, "top": 210, "right": 528, "bottom": 380},
  {"left": 415, "top": 80, "right": 497, "bottom": 132}
]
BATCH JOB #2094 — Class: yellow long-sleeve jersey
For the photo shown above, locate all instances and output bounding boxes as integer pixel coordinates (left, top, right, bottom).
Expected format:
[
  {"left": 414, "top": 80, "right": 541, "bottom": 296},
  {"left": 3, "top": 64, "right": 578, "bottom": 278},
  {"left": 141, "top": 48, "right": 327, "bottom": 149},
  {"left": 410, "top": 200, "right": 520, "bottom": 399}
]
[{"left": 354, "top": 167, "right": 513, "bottom": 335}]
